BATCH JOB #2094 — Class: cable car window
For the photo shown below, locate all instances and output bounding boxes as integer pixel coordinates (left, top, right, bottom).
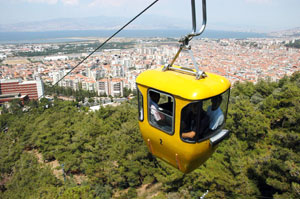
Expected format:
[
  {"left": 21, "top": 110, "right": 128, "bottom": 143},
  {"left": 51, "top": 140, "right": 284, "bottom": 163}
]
[
  {"left": 137, "top": 88, "right": 144, "bottom": 121},
  {"left": 148, "top": 89, "right": 174, "bottom": 134},
  {"left": 181, "top": 89, "right": 230, "bottom": 142}
]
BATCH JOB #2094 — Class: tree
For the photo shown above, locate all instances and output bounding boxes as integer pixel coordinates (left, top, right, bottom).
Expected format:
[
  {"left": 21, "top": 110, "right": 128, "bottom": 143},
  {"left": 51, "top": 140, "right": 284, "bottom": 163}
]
[
  {"left": 1, "top": 153, "right": 60, "bottom": 199},
  {"left": 1, "top": 74, "right": 299, "bottom": 198},
  {"left": 88, "top": 97, "right": 94, "bottom": 104},
  {"left": 123, "top": 87, "right": 132, "bottom": 98},
  {"left": 9, "top": 99, "right": 23, "bottom": 115}
]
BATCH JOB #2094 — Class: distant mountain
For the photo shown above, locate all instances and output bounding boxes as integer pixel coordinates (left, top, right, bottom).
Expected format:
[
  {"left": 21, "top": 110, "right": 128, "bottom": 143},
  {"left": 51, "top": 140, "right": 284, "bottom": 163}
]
[
  {"left": 0, "top": 15, "right": 190, "bottom": 32},
  {"left": 0, "top": 15, "right": 274, "bottom": 42},
  {"left": 268, "top": 27, "right": 300, "bottom": 37}
]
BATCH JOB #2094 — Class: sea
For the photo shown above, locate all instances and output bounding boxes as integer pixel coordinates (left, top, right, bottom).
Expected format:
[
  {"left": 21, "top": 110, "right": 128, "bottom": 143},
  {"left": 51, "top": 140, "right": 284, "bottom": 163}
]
[{"left": 0, "top": 29, "right": 268, "bottom": 44}]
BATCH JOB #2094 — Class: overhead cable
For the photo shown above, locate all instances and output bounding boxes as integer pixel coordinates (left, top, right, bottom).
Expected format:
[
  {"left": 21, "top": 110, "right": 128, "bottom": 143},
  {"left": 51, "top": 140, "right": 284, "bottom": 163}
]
[{"left": 40, "top": 0, "right": 159, "bottom": 98}]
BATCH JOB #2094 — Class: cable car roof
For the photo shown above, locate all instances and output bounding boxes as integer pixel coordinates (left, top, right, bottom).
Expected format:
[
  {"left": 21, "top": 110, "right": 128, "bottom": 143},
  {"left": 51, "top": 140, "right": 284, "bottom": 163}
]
[{"left": 136, "top": 65, "right": 230, "bottom": 100}]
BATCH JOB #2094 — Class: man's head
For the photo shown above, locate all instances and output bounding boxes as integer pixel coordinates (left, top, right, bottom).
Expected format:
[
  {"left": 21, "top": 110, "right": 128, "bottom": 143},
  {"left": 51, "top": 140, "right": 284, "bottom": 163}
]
[
  {"left": 190, "top": 101, "right": 203, "bottom": 114},
  {"left": 150, "top": 91, "right": 160, "bottom": 103},
  {"left": 211, "top": 95, "right": 222, "bottom": 111}
]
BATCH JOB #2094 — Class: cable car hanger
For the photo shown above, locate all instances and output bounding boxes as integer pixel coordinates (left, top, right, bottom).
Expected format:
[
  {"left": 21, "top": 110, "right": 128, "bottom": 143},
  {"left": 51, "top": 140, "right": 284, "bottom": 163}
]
[
  {"left": 163, "top": 0, "right": 207, "bottom": 80},
  {"left": 136, "top": 0, "right": 231, "bottom": 173}
]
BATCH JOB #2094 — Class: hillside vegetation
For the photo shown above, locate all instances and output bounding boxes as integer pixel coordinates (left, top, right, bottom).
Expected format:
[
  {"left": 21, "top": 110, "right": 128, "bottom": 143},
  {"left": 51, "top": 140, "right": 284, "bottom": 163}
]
[
  {"left": 0, "top": 72, "right": 299, "bottom": 199},
  {"left": 285, "top": 39, "right": 300, "bottom": 49}
]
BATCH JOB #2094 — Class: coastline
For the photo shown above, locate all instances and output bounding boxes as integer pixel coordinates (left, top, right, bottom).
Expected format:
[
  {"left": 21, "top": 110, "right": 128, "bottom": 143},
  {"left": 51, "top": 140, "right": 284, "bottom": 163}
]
[{"left": 0, "top": 29, "right": 268, "bottom": 44}]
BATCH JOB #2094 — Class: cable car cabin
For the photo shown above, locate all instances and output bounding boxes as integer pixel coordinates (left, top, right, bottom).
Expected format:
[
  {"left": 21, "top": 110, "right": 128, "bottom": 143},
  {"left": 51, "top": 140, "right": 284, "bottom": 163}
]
[{"left": 136, "top": 65, "right": 231, "bottom": 173}]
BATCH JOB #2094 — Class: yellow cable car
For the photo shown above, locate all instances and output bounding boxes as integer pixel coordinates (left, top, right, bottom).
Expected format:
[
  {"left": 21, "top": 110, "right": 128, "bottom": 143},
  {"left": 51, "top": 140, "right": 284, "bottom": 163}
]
[{"left": 136, "top": 0, "right": 231, "bottom": 173}]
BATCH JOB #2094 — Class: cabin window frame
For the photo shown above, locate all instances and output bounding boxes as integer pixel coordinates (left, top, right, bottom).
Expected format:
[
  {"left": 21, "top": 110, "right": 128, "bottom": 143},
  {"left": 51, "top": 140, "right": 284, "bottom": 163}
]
[
  {"left": 137, "top": 86, "right": 144, "bottom": 121},
  {"left": 180, "top": 89, "right": 230, "bottom": 143},
  {"left": 147, "top": 89, "right": 175, "bottom": 135}
]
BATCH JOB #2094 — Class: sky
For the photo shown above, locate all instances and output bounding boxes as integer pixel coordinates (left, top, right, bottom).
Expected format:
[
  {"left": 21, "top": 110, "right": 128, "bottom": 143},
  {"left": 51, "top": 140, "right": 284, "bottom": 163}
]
[{"left": 0, "top": 0, "right": 300, "bottom": 32}]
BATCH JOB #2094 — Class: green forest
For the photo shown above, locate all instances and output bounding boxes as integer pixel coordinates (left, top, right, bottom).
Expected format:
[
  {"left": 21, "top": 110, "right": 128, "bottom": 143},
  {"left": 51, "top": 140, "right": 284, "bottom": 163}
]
[
  {"left": 0, "top": 72, "right": 299, "bottom": 199},
  {"left": 14, "top": 41, "right": 136, "bottom": 57},
  {"left": 285, "top": 39, "right": 300, "bottom": 49}
]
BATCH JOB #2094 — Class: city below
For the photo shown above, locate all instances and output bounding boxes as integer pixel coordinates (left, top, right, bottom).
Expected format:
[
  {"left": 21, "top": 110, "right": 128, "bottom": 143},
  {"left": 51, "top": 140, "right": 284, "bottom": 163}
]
[{"left": 0, "top": 36, "right": 299, "bottom": 103}]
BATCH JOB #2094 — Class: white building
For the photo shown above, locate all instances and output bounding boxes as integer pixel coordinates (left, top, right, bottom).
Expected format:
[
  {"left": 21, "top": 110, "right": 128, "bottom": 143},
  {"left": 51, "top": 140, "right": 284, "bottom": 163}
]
[
  {"left": 96, "top": 78, "right": 124, "bottom": 97},
  {"left": 0, "top": 54, "right": 6, "bottom": 60},
  {"left": 44, "top": 55, "right": 68, "bottom": 61},
  {"left": 110, "top": 78, "right": 124, "bottom": 97},
  {"left": 97, "top": 79, "right": 109, "bottom": 96},
  {"left": 52, "top": 69, "right": 71, "bottom": 86}
]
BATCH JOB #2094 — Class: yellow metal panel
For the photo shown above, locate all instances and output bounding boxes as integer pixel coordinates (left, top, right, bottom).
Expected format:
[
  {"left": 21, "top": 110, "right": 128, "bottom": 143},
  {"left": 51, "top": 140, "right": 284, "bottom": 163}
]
[
  {"left": 137, "top": 84, "right": 218, "bottom": 173},
  {"left": 136, "top": 66, "right": 231, "bottom": 100}
]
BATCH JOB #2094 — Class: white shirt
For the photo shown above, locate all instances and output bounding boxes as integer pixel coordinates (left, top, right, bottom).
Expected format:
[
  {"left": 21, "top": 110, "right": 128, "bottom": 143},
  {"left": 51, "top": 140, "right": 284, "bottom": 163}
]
[{"left": 151, "top": 104, "right": 162, "bottom": 121}]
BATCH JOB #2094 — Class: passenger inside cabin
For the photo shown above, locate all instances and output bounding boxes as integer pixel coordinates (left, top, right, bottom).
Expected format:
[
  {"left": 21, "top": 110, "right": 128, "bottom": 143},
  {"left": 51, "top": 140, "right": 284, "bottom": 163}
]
[
  {"left": 181, "top": 102, "right": 209, "bottom": 140},
  {"left": 207, "top": 95, "right": 224, "bottom": 130},
  {"left": 149, "top": 91, "right": 165, "bottom": 124}
]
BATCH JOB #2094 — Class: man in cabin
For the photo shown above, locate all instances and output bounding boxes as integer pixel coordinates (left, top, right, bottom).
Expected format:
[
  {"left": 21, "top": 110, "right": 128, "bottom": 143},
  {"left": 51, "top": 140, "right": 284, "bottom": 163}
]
[
  {"left": 207, "top": 95, "right": 224, "bottom": 130},
  {"left": 181, "top": 102, "right": 209, "bottom": 140},
  {"left": 149, "top": 91, "right": 165, "bottom": 124}
]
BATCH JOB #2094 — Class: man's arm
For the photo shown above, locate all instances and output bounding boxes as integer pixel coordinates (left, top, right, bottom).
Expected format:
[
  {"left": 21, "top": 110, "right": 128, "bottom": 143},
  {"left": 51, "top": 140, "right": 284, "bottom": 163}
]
[{"left": 182, "top": 131, "right": 196, "bottom": 139}]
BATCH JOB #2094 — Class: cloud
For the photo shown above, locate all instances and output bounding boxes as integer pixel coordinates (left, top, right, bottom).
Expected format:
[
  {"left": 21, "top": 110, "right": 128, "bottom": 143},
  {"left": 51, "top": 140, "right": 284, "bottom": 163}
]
[
  {"left": 61, "top": 0, "right": 79, "bottom": 5},
  {"left": 25, "top": 0, "right": 58, "bottom": 4},
  {"left": 245, "top": 0, "right": 273, "bottom": 4},
  {"left": 88, "top": 0, "right": 122, "bottom": 7},
  {"left": 88, "top": 0, "right": 144, "bottom": 8},
  {"left": 23, "top": 0, "right": 78, "bottom": 5}
]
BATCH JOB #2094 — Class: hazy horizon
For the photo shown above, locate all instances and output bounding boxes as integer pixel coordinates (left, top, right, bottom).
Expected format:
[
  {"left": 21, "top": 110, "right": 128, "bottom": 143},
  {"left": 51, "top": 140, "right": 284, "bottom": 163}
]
[
  {"left": 0, "top": 29, "right": 269, "bottom": 44},
  {"left": 1, "top": 0, "right": 300, "bottom": 33}
]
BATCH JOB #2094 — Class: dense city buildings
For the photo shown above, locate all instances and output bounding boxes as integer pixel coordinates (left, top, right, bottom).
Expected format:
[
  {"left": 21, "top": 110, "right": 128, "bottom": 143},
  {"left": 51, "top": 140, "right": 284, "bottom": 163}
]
[{"left": 0, "top": 37, "right": 299, "bottom": 98}]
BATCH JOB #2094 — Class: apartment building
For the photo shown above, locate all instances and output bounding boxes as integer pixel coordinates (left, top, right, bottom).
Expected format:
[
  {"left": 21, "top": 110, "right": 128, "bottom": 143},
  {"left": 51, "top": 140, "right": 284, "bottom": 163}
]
[
  {"left": 0, "top": 78, "right": 44, "bottom": 103},
  {"left": 96, "top": 78, "right": 124, "bottom": 97}
]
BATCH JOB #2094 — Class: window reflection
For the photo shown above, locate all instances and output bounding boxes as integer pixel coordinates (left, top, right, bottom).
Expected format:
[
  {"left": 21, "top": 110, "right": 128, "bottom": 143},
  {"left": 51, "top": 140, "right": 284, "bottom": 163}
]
[{"left": 137, "top": 88, "right": 143, "bottom": 121}]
